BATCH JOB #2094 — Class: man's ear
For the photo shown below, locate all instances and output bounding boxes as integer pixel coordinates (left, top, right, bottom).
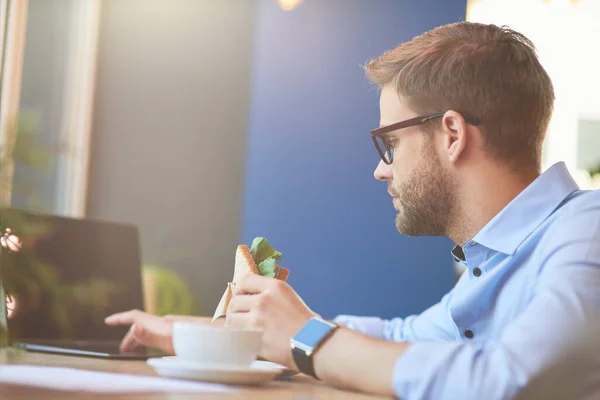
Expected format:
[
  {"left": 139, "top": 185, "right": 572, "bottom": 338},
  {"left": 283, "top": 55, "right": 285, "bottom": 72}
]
[{"left": 441, "top": 110, "right": 468, "bottom": 164}]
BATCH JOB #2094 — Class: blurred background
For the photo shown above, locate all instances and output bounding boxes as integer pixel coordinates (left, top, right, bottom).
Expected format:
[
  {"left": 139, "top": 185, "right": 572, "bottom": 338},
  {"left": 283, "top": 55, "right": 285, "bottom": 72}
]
[{"left": 1, "top": 0, "right": 598, "bottom": 322}]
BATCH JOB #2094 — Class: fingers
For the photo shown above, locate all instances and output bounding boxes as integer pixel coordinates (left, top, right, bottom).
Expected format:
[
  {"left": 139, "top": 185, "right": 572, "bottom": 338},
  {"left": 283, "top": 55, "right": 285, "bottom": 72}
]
[
  {"left": 105, "top": 309, "right": 146, "bottom": 326},
  {"left": 106, "top": 309, "right": 176, "bottom": 354},
  {"left": 227, "top": 293, "right": 260, "bottom": 314},
  {"left": 235, "top": 274, "right": 282, "bottom": 295},
  {"left": 119, "top": 325, "right": 143, "bottom": 353},
  {"left": 225, "top": 310, "right": 262, "bottom": 330},
  {"left": 130, "top": 323, "right": 174, "bottom": 354},
  {"left": 226, "top": 293, "right": 267, "bottom": 331}
]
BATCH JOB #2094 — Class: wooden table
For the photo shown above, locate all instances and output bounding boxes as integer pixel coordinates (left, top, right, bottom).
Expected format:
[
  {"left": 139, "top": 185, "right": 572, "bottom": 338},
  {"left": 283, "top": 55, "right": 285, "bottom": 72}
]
[{"left": 0, "top": 348, "right": 391, "bottom": 399}]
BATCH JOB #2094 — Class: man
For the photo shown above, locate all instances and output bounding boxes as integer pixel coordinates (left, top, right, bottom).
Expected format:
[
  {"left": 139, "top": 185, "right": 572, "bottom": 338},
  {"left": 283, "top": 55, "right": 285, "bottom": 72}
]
[{"left": 106, "top": 22, "right": 600, "bottom": 399}]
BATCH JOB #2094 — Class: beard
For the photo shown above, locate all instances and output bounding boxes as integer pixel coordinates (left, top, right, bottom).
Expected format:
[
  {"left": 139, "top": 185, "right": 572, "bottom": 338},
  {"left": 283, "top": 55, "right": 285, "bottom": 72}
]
[{"left": 390, "top": 139, "right": 455, "bottom": 237}]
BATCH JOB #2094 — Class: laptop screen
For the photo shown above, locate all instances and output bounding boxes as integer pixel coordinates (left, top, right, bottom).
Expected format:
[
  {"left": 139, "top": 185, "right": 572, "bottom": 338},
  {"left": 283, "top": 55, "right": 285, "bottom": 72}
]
[{"left": 1, "top": 209, "right": 144, "bottom": 344}]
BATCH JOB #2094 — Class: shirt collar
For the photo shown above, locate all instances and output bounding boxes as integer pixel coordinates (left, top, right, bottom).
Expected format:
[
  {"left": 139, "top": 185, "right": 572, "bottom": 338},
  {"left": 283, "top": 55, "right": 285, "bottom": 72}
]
[{"left": 452, "top": 162, "right": 579, "bottom": 261}]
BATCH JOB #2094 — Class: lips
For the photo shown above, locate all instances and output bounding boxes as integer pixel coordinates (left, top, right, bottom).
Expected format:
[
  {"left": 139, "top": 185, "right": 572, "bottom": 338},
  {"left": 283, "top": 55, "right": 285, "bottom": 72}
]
[
  {"left": 388, "top": 189, "right": 400, "bottom": 208},
  {"left": 390, "top": 194, "right": 399, "bottom": 209}
]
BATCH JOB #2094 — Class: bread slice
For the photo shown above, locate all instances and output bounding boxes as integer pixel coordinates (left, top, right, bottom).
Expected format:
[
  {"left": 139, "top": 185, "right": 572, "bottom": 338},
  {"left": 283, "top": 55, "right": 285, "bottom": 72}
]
[{"left": 232, "top": 245, "right": 260, "bottom": 283}]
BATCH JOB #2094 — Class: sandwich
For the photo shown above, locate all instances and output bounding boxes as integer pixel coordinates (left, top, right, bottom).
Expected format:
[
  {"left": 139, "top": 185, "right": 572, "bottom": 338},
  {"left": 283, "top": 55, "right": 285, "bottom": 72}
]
[
  {"left": 212, "top": 237, "right": 289, "bottom": 322},
  {"left": 233, "top": 237, "right": 289, "bottom": 282}
]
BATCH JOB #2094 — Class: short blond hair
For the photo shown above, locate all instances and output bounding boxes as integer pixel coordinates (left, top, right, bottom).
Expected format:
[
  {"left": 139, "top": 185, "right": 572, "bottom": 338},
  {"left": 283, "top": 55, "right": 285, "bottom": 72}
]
[{"left": 366, "top": 22, "right": 554, "bottom": 170}]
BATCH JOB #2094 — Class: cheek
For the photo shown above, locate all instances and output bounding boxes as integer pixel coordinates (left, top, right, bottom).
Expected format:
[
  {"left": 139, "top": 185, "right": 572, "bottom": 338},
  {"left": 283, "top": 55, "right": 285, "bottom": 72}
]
[{"left": 392, "top": 145, "right": 420, "bottom": 182}]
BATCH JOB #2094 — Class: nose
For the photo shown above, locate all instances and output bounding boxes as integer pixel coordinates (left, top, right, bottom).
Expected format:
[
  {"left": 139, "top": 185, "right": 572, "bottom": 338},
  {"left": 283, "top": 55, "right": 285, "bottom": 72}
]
[{"left": 374, "top": 159, "right": 392, "bottom": 181}]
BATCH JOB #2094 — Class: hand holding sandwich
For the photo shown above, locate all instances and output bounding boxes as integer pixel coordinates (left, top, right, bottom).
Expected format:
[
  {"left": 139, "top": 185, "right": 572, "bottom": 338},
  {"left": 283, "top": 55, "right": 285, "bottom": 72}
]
[
  {"left": 216, "top": 237, "right": 318, "bottom": 368},
  {"left": 211, "top": 237, "right": 290, "bottom": 321},
  {"left": 226, "top": 272, "right": 318, "bottom": 369}
]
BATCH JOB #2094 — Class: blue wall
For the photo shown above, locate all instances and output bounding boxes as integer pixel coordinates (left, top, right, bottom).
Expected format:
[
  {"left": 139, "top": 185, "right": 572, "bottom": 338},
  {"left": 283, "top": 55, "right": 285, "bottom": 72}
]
[{"left": 242, "top": 0, "right": 467, "bottom": 319}]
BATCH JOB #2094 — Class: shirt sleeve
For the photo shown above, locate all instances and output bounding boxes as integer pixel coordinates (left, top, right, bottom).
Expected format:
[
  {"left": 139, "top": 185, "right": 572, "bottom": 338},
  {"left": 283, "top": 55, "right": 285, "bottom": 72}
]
[
  {"left": 334, "top": 289, "right": 458, "bottom": 342},
  {"left": 392, "top": 203, "right": 600, "bottom": 400}
]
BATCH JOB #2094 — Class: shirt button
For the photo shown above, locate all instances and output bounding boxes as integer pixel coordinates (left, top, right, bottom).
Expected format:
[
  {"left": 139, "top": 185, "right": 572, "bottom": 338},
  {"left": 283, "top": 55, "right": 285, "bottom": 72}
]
[
  {"left": 470, "top": 241, "right": 476, "bottom": 247},
  {"left": 465, "top": 330, "right": 474, "bottom": 339},
  {"left": 473, "top": 268, "right": 482, "bottom": 277}
]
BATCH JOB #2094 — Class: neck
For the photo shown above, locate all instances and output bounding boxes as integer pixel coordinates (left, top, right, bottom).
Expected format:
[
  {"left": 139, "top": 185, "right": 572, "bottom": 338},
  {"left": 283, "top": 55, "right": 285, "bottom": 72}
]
[{"left": 447, "top": 162, "right": 539, "bottom": 246}]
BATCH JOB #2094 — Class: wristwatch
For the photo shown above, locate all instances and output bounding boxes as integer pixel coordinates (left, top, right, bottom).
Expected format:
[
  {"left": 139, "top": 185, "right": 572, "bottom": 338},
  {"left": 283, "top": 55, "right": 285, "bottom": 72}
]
[{"left": 290, "top": 317, "right": 339, "bottom": 379}]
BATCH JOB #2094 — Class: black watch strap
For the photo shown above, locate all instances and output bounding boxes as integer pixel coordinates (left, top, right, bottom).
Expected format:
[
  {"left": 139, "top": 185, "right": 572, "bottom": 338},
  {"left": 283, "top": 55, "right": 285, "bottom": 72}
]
[
  {"left": 291, "top": 318, "right": 339, "bottom": 380},
  {"left": 291, "top": 344, "right": 318, "bottom": 379}
]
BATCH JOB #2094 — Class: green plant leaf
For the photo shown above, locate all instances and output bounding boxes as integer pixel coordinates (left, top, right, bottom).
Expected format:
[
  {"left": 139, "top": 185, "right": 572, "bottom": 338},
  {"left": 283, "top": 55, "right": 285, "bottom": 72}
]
[
  {"left": 143, "top": 265, "right": 199, "bottom": 316},
  {"left": 589, "top": 161, "right": 600, "bottom": 177}
]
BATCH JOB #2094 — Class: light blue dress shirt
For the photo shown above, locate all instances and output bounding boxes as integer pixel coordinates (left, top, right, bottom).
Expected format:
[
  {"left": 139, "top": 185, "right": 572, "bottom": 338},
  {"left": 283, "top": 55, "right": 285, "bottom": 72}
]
[{"left": 335, "top": 162, "right": 600, "bottom": 399}]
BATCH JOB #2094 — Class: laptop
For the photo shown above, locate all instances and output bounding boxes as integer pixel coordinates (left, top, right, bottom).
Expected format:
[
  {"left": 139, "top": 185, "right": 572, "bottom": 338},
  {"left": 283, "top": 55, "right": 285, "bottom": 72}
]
[{"left": 1, "top": 208, "right": 165, "bottom": 359}]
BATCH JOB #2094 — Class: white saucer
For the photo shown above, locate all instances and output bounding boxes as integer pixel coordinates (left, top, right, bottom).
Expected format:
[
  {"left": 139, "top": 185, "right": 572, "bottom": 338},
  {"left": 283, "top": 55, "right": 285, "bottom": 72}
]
[
  {"left": 160, "top": 356, "right": 298, "bottom": 377},
  {"left": 254, "top": 360, "right": 299, "bottom": 378},
  {"left": 147, "top": 357, "right": 285, "bottom": 385}
]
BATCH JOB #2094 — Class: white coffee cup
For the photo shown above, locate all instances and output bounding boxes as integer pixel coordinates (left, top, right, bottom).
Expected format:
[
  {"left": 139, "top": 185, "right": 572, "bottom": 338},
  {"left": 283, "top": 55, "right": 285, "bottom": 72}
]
[{"left": 172, "top": 322, "right": 263, "bottom": 367}]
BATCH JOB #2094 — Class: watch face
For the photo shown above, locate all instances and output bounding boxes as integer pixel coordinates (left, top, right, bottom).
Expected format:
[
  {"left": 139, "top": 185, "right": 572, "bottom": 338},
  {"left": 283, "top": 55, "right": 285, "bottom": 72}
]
[{"left": 293, "top": 318, "right": 336, "bottom": 349}]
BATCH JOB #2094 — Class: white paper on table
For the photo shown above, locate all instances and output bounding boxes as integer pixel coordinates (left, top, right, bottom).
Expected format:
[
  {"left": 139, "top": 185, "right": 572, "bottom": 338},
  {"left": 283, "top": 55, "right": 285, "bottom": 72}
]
[{"left": 0, "top": 365, "right": 236, "bottom": 394}]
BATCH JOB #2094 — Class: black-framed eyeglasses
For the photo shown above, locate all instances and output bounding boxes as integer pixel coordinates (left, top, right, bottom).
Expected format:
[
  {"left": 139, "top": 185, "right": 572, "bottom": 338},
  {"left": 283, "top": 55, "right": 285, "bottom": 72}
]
[{"left": 370, "top": 111, "right": 481, "bottom": 165}]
